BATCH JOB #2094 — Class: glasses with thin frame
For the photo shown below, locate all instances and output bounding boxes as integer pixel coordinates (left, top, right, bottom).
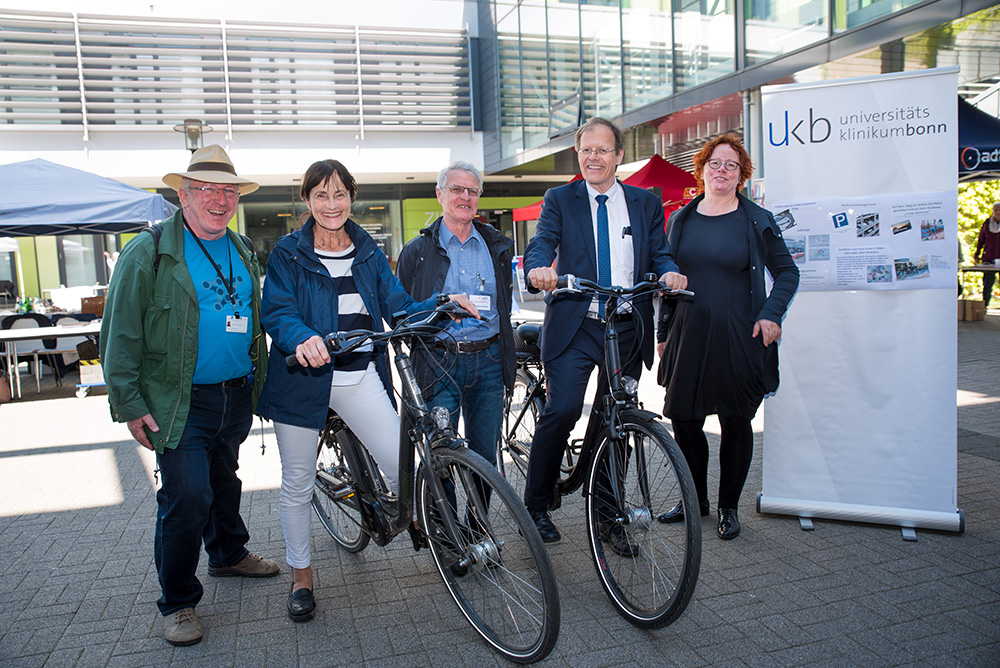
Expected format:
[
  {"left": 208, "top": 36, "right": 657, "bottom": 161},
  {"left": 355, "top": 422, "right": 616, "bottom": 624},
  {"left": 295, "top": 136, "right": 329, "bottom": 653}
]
[
  {"left": 445, "top": 185, "right": 483, "bottom": 197},
  {"left": 706, "top": 159, "right": 740, "bottom": 173},
  {"left": 577, "top": 148, "right": 617, "bottom": 158},
  {"left": 187, "top": 185, "right": 240, "bottom": 199}
]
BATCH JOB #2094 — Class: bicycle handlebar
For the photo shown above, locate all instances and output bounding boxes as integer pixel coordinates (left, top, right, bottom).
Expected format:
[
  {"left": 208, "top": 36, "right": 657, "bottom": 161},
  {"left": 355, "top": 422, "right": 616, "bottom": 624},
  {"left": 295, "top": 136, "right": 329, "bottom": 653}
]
[
  {"left": 284, "top": 300, "right": 481, "bottom": 367},
  {"left": 552, "top": 273, "right": 693, "bottom": 298}
]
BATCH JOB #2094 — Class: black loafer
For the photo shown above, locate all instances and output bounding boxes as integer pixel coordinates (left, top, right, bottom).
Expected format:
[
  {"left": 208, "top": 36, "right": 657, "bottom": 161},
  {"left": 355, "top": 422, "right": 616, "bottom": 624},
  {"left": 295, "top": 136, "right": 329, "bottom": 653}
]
[
  {"left": 530, "top": 510, "right": 561, "bottom": 543},
  {"left": 717, "top": 508, "right": 740, "bottom": 540},
  {"left": 657, "top": 500, "right": 710, "bottom": 523},
  {"left": 287, "top": 587, "right": 316, "bottom": 622},
  {"left": 598, "top": 522, "right": 639, "bottom": 557}
]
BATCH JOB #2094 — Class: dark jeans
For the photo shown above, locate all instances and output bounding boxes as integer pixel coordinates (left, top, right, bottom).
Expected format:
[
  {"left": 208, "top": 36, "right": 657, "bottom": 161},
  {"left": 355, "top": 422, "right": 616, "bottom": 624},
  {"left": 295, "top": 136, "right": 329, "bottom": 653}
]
[
  {"left": 524, "top": 318, "right": 640, "bottom": 513},
  {"left": 154, "top": 382, "right": 253, "bottom": 615},
  {"left": 428, "top": 341, "right": 504, "bottom": 466},
  {"left": 983, "top": 270, "right": 996, "bottom": 307},
  {"left": 427, "top": 341, "right": 505, "bottom": 517}
]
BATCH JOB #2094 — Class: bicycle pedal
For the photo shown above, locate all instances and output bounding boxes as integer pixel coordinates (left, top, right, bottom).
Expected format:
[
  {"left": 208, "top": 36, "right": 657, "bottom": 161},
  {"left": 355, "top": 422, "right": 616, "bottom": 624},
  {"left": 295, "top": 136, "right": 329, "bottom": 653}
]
[{"left": 407, "top": 523, "right": 429, "bottom": 551}]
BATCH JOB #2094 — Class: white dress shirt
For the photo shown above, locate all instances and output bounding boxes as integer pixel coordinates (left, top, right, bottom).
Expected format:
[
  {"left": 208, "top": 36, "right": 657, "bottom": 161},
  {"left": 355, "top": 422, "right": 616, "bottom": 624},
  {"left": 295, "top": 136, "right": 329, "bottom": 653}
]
[{"left": 585, "top": 180, "right": 634, "bottom": 316}]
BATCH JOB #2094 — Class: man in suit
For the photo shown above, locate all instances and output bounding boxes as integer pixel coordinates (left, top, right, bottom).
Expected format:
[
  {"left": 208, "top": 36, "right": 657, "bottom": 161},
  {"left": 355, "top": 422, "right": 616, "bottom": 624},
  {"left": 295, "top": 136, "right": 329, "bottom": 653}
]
[{"left": 522, "top": 117, "right": 687, "bottom": 543}]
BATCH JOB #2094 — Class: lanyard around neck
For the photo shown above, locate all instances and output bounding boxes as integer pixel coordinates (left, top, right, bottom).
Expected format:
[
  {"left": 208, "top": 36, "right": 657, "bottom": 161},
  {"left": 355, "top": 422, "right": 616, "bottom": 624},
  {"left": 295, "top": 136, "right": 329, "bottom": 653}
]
[{"left": 184, "top": 221, "right": 239, "bottom": 317}]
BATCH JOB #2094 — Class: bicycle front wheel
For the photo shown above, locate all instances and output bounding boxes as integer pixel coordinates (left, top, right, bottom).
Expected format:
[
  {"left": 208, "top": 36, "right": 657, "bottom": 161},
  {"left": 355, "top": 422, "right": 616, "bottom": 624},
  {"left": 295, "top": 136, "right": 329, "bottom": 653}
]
[
  {"left": 585, "top": 411, "right": 701, "bottom": 628},
  {"left": 498, "top": 368, "right": 543, "bottom": 499},
  {"left": 418, "top": 446, "right": 560, "bottom": 664},
  {"left": 312, "top": 417, "right": 369, "bottom": 553}
]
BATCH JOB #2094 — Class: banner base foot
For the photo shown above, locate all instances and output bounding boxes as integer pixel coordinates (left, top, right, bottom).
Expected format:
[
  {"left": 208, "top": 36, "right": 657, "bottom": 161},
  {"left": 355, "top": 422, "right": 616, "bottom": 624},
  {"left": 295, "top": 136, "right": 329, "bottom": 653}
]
[
  {"left": 799, "top": 517, "right": 815, "bottom": 531},
  {"left": 901, "top": 527, "right": 918, "bottom": 542}
]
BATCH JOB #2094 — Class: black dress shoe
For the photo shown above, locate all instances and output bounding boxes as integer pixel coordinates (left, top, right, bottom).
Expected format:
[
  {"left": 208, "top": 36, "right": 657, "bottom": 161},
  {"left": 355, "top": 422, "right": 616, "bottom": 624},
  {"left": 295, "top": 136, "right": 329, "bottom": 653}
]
[
  {"left": 530, "top": 510, "right": 561, "bottom": 543},
  {"left": 598, "top": 522, "right": 639, "bottom": 557},
  {"left": 717, "top": 507, "right": 740, "bottom": 540},
  {"left": 656, "top": 500, "right": 710, "bottom": 523},
  {"left": 287, "top": 586, "right": 316, "bottom": 622}
]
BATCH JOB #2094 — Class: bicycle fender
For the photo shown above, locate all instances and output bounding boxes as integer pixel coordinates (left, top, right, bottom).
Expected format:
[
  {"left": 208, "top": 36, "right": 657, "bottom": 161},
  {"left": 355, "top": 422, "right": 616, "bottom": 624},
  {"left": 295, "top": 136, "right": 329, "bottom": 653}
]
[{"left": 621, "top": 408, "right": 661, "bottom": 425}]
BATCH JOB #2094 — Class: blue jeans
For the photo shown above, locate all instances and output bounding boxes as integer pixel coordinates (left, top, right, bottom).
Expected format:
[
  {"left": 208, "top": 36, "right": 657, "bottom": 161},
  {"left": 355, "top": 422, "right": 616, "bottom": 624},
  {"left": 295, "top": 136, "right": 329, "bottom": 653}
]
[
  {"left": 428, "top": 341, "right": 504, "bottom": 466},
  {"left": 154, "top": 382, "right": 253, "bottom": 615}
]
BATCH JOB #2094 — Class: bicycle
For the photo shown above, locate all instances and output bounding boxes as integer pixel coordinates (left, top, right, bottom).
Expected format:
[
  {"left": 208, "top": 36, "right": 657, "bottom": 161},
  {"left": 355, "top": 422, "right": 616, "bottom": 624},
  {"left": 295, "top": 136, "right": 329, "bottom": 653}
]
[
  {"left": 499, "top": 273, "right": 702, "bottom": 629},
  {"left": 304, "top": 301, "right": 560, "bottom": 663}
]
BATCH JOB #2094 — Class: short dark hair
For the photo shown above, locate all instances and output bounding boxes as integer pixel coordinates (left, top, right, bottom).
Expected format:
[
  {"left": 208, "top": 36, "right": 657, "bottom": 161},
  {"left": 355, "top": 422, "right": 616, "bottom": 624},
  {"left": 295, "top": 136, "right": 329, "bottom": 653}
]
[
  {"left": 691, "top": 133, "right": 754, "bottom": 190},
  {"left": 299, "top": 159, "right": 358, "bottom": 203},
  {"left": 575, "top": 117, "right": 624, "bottom": 154}
]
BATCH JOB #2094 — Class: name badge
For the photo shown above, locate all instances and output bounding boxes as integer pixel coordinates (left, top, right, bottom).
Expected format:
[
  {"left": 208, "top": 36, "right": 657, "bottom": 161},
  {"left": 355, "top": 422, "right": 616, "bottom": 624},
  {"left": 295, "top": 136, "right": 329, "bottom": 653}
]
[
  {"left": 226, "top": 315, "right": 248, "bottom": 334},
  {"left": 470, "top": 294, "right": 492, "bottom": 312}
]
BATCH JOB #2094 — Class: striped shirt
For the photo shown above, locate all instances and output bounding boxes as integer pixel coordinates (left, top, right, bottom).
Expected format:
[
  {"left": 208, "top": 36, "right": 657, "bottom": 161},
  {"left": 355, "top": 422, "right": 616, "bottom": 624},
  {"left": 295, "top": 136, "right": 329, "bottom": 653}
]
[{"left": 316, "top": 244, "right": 374, "bottom": 386}]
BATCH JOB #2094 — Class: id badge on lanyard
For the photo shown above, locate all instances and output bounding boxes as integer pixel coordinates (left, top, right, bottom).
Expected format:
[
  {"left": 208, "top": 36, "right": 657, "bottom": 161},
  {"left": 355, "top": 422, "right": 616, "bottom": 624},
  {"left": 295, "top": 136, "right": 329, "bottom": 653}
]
[{"left": 226, "top": 314, "right": 248, "bottom": 334}]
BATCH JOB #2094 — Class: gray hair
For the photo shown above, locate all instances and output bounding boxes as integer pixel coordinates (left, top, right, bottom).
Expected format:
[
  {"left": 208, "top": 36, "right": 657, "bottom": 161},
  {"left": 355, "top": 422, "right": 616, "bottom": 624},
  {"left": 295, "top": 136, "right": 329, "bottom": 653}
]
[
  {"left": 575, "top": 117, "right": 624, "bottom": 153},
  {"left": 437, "top": 161, "right": 483, "bottom": 191}
]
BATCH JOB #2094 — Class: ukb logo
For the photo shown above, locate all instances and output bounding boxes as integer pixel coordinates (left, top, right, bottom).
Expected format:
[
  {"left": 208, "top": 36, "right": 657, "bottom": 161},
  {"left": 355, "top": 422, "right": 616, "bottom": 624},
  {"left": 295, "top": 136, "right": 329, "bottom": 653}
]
[{"left": 769, "top": 109, "right": 831, "bottom": 146}]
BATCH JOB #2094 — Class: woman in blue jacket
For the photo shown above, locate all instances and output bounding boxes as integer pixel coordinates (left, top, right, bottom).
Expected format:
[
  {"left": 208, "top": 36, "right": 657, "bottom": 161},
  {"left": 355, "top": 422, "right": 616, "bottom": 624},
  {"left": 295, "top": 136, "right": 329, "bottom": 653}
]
[{"left": 259, "top": 159, "right": 474, "bottom": 623}]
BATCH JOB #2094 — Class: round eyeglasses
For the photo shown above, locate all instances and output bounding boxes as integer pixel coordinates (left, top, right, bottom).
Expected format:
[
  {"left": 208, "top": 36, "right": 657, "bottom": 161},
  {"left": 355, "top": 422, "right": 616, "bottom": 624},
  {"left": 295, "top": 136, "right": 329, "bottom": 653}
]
[{"left": 706, "top": 159, "right": 740, "bottom": 173}]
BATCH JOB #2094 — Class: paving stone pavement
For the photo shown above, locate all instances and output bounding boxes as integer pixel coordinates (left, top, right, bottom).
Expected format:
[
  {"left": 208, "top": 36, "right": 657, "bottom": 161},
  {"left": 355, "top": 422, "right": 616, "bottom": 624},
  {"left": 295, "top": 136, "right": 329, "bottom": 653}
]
[{"left": 1, "top": 309, "right": 998, "bottom": 668}]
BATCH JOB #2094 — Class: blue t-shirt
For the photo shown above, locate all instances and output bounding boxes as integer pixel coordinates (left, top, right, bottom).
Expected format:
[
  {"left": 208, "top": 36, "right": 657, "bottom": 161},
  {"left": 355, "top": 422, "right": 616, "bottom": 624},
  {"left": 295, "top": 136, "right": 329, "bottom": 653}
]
[{"left": 184, "top": 228, "right": 254, "bottom": 384}]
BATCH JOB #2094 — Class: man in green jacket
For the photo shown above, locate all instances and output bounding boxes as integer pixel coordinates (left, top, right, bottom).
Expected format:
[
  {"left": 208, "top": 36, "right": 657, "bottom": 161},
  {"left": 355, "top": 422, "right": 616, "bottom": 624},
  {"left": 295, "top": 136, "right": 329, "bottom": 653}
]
[{"left": 100, "top": 145, "right": 277, "bottom": 647}]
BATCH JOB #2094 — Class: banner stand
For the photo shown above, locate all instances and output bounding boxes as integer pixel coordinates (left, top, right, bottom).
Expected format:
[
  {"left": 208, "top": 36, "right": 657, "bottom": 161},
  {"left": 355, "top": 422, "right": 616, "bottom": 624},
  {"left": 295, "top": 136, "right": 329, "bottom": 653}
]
[{"left": 758, "top": 68, "right": 962, "bottom": 538}]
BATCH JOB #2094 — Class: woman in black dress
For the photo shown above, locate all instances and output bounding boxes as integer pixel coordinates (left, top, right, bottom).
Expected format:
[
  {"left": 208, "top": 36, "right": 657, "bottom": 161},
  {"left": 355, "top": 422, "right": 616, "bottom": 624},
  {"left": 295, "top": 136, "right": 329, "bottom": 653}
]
[{"left": 655, "top": 134, "right": 799, "bottom": 540}]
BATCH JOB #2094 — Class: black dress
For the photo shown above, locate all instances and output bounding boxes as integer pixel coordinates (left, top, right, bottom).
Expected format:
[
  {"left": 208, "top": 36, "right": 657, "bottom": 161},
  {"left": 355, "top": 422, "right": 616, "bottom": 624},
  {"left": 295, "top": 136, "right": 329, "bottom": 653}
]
[{"left": 659, "top": 207, "right": 768, "bottom": 421}]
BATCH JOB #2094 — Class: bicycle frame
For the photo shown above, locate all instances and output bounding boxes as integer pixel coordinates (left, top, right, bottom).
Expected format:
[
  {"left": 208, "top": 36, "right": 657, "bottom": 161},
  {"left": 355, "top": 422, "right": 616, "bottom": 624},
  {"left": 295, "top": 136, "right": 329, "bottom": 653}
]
[{"left": 315, "top": 307, "right": 484, "bottom": 566}]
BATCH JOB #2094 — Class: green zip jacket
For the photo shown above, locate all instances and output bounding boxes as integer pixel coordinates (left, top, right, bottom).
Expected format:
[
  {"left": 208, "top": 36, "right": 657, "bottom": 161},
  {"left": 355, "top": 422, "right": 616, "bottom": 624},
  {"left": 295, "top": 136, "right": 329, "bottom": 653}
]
[{"left": 99, "top": 210, "right": 268, "bottom": 453}]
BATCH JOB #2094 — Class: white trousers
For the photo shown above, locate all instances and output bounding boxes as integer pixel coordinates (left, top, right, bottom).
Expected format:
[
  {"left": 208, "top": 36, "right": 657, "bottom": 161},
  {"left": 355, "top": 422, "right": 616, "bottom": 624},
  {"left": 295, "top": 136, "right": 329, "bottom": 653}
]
[{"left": 274, "top": 363, "right": 400, "bottom": 569}]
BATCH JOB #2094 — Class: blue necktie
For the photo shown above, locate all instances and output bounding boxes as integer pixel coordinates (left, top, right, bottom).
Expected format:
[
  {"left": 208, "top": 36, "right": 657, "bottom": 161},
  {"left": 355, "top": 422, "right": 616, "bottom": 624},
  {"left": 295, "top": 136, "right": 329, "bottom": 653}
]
[{"left": 596, "top": 194, "right": 612, "bottom": 320}]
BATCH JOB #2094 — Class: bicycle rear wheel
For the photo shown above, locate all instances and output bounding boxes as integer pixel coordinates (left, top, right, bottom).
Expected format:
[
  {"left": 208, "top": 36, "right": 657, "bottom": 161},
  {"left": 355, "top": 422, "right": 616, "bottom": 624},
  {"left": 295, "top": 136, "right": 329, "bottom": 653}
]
[
  {"left": 585, "top": 411, "right": 701, "bottom": 628},
  {"left": 418, "top": 446, "right": 560, "bottom": 664},
  {"left": 498, "top": 368, "right": 543, "bottom": 499},
  {"left": 312, "top": 417, "right": 369, "bottom": 553}
]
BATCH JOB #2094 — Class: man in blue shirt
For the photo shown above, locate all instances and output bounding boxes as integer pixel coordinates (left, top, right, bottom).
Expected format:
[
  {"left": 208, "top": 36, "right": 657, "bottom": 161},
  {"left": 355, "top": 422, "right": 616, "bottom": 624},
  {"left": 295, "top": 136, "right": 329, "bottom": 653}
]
[
  {"left": 101, "top": 146, "right": 277, "bottom": 647},
  {"left": 396, "top": 161, "right": 515, "bottom": 473}
]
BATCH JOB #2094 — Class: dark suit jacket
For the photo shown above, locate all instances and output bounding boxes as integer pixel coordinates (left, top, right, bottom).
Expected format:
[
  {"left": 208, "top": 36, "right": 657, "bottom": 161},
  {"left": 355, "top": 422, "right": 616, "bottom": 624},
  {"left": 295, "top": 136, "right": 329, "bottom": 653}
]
[{"left": 522, "top": 179, "right": 678, "bottom": 368}]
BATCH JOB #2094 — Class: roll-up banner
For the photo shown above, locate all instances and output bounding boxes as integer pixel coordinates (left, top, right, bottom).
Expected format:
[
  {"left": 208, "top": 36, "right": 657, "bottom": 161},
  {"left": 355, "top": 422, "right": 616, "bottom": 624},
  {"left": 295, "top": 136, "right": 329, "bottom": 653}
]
[{"left": 759, "top": 67, "right": 963, "bottom": 533}]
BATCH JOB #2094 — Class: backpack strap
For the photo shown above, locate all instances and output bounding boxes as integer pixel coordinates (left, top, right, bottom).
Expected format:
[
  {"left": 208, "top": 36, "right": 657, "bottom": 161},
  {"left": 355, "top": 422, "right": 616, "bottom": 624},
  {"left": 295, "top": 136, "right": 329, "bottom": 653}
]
[{"left": 142, "top": 224, "right": 165, "bottom": 276}]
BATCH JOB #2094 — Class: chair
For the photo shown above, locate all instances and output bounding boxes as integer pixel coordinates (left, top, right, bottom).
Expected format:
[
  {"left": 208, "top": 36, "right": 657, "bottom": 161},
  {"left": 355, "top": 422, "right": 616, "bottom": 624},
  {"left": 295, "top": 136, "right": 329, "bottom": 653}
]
[
  {"left": 44, "top": 316, "right": 92, "bottom": 381},
  {"left": 0, "top": 280, "right": 15, "bottom": 308},
  {"left": 1, "top": 314, "right": 52, "bottom": 397}
]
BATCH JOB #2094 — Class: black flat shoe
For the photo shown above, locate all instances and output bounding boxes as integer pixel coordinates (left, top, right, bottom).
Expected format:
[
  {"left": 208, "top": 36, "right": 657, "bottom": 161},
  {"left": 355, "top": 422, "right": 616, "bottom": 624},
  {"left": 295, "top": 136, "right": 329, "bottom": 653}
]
[
  {"left": 598, "top": 522, "right": 639, "bottom": 557},
  {"left": 287, "top": 586, "right": 316, "bottom": 622},
  {"left": 656, "top": 500, "right": 710, "bottom": 523},
  {"left": 717, "top": 507, "right": 740, "bottom": 540},
  {"left": 530, "top": 510, "right": 561, "bottom": 543}
]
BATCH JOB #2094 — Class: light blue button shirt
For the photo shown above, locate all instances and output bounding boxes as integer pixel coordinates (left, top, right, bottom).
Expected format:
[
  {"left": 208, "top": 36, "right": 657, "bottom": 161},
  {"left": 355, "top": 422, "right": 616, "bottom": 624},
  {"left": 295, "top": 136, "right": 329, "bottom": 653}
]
[{"left": 439, "top": 223, "right": 500, "bottom": 343}]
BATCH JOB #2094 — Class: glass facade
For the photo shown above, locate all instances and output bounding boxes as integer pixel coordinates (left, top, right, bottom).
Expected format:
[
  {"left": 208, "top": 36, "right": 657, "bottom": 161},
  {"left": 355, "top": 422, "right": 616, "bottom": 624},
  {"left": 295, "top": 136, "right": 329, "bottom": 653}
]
[
  {"left": 745, "top": 0, "right": 827, "bottom": 66},
  {"left": 490, "top": 0, "right": 995, "bottom": 165},
  {"left": 495, "top": 0, "right": 739, "bottom": 160}
]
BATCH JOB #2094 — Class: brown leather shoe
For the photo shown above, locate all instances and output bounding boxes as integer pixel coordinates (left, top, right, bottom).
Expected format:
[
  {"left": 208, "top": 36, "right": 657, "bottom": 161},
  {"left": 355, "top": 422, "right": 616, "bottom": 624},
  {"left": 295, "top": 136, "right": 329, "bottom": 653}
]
[
  {"left": 207, "top": 552, "right": 280, "bottom": 578},
  {"left": 163, "top": 607, "right": 202, "bottom": 646}
]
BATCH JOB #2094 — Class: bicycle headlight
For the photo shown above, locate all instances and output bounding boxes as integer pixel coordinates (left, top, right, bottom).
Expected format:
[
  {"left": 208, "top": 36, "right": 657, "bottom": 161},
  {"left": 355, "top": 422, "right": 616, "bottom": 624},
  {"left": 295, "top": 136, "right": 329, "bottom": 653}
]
[
  {"left": 430, "top": 406, "right": 452, "bottom": 431},
  {"left": 622, "top": 376, "right": 640, "bottom": 398}
]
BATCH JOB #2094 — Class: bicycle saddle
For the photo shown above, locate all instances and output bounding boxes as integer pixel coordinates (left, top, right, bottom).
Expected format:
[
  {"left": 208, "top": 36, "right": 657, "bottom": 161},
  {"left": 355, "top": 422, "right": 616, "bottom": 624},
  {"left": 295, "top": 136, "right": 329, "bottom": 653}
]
[{"left": 515, "top": 323, "right": 541, "bottom": 345}]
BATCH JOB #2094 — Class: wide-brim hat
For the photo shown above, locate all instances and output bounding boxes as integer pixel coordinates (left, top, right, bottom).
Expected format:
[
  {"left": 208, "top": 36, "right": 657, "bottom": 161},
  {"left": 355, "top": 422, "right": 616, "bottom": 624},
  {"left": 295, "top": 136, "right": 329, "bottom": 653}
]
[{"left": 162, "top": 144, "right": 259, "bottom": 195}]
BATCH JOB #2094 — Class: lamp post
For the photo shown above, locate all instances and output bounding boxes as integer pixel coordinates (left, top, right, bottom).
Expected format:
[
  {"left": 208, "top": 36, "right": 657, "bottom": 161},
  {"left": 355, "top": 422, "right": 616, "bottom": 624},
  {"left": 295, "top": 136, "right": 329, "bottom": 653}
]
[{"left": 173, "top": 118, "right": 212, "bottom": 153}]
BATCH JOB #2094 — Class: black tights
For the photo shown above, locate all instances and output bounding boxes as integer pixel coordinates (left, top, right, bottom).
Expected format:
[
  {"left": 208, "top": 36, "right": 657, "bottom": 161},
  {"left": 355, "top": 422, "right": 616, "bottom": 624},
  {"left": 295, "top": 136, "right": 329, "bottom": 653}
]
[{"left": 670, "top": 416, "right": 753, "bottom": 509}]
